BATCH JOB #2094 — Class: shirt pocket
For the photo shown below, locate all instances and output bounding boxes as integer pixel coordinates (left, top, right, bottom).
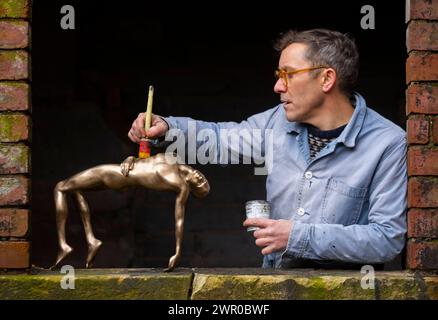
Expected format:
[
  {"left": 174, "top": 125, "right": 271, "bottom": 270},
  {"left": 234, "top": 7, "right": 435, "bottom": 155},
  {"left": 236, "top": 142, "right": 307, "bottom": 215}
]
[{"left": 321, "top": 178, "right": 367, "bottom": 226}]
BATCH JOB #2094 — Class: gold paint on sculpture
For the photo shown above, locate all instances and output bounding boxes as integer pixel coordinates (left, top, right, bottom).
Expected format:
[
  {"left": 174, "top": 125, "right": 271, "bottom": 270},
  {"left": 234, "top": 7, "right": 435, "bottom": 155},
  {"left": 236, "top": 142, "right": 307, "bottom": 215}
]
[{"left": 51, "top": 153, "right": 210, "bottom": 271}]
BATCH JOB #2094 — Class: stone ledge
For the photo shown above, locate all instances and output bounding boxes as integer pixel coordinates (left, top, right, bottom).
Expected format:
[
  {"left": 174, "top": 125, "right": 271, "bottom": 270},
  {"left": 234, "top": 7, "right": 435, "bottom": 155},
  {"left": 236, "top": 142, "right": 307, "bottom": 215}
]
[
  {"left": 0, "top": 268, "right": 437, "bottom": 300},
  {"left": 0, "top": 268, "right": 193, "bottom": 300},
  {"left": 191, "top": 269, "right": 434, "bottom": 300}
]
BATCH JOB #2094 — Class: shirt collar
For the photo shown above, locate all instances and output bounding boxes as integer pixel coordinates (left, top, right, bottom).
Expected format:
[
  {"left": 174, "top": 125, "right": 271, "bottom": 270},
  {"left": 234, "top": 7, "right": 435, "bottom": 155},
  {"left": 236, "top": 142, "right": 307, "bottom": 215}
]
[
  {"left": 336, "top": 92, "right": 367, "bottom": 148},
  {"left": 283, "top": 116, "right": 304, "bottom": 134},
  {"left": 283, "top": 92, "right": 367, "bottom": 148}
]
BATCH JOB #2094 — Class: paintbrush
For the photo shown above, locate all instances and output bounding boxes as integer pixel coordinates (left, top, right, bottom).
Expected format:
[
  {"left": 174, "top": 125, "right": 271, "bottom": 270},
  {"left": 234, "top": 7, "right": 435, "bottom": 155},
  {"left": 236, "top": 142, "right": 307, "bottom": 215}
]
[{"left": 138, "top": 85, "right": 154, "bottom": 158}]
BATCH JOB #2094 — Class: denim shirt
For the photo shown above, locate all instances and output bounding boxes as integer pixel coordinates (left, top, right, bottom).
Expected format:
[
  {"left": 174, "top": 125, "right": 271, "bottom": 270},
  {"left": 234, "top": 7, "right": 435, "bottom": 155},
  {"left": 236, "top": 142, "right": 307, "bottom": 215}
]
[{"left": 163, "top": 93, "right": 407, "bottom": 268}]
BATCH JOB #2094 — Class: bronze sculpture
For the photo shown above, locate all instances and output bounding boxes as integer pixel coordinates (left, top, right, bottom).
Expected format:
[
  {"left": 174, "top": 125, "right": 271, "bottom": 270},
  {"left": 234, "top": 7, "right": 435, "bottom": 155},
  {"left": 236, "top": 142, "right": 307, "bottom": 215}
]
[{"left": 51, "top": 153, "right": 210, "bottom": 271}]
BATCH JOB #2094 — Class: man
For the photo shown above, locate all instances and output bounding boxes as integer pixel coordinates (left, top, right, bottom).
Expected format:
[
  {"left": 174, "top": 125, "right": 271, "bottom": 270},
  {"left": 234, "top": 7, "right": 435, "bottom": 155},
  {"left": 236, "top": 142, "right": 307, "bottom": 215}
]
[
  {"left": 128, "top": 29, "right": 407, "bottom": 269},
  {"left": 52, "top": 154, "right": 210, "bottom": 271}
]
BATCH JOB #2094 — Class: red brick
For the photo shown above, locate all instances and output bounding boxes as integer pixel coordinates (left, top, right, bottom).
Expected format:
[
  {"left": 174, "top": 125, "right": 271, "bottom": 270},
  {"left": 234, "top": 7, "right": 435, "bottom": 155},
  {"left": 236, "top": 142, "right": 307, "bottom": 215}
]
[
  {"left": 0, "top": 0, "right": 30, "bottom": 18},
  {"left": 0, "top": 143, "right": 29, "bottom": 174},
  {"left": 408, "top": 0, "right": 438, "bottom": 21},
  {"left": 0, "top": 82, "right": 29, "bottom": 111},
  {"left": 408, "top": 177, "right": 438, "bottom": 208},
  {"left": 433, "top": 117, "right": 438, "bottom": 144},
  {"left": 0, "top": 20, "right": 28, "bottom": 49},
  {"left": 407, "top": 84, "right": 438, "bottom": 114},
  {"left": 408, "top": 209, "right": 438, "bottom": 238},
  {"left": 0, "top": 176, "right": 29, "bottom": 206},
  {"left": 0, "top": 113, "right": 29, "bottom": 142},
  {"left": 407, "top": 240, "right": 438, "bottom": 270},
  {"left": 408, "top": 147, "right": 438, "bottom": 175},
  {"left": 0, "top": 209, "right": 28, "bottom": 237},
  {"left": 0, "top": 50, "right": 28, "bottom": 80},
  {"left": 407, "top": 116, "right": 429, "bottom": 144},
  {"left": 407, "top": 21, "right": 438, "bottom": 51},
  {"left": 406, "top": 52, "right": 438, "bottom": 83},
  {"left": 0, "top": 241, "right": 29, "bottom": 268}
]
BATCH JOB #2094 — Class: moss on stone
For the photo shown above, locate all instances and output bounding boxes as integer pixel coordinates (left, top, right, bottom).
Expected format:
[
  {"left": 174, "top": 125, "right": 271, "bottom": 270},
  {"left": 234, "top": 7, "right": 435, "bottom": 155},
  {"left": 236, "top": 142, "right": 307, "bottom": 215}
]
[
  {"left": 19, "top": 144, "right": 28, "bottom": 168},
  {"left": 191, "top": 275, "right": 277, "bottom": 300},
  {"left": 0, "top": 116, "right": 13, "bottom": 139},
  {"left": 293, "top": 276, "right": 375, "bottom": 300},
  {"left": 423, "top": 276, "right": 438, "bottom": 300},
  {"left": 376, "top": 275, "right": 422, "bottom": 299},
  {"left": 191, "top": 274, "right": 374, "bottom": 300},
  {"left": 0, "top": 271, "right": 193, "bottom": 300},
  {"left": 0, "top": 114, "right": 25, "bottom": 142},
  {"left": 0, "top": 50, "right": 24, "bottom": 59},
  {"left": 0, "top": 81, "right": 27, "bottom": 88},
  {"left": 0, "top": 0, "right": 29, "bottom": 18},
  {"left": 0, "top": 269, "right": 436, "bottom": 300}
]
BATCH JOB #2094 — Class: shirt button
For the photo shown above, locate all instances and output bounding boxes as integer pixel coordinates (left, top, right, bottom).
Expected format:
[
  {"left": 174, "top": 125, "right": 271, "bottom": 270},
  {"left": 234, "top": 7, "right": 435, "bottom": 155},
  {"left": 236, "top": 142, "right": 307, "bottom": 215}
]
[
  {"left": 298, "top": 207, "right": 305, "bottom": 216},
  {"left": 305, "top": 171, "right": 313, "bottom": 179}
]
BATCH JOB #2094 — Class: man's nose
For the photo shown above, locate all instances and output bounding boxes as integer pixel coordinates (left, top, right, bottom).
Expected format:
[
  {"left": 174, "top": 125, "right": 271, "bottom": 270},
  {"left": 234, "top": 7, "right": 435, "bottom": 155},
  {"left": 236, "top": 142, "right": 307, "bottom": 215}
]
[{"left": 274, "top": 78, "right": 287, "bottom": 94}]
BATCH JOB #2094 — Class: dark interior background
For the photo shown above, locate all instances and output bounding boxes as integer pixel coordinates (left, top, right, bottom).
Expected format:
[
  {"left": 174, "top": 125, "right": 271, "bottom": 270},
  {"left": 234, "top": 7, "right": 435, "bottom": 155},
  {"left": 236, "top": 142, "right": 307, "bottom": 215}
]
[{"left": 31, "top": 1, "right": 406, "bottom": 269}]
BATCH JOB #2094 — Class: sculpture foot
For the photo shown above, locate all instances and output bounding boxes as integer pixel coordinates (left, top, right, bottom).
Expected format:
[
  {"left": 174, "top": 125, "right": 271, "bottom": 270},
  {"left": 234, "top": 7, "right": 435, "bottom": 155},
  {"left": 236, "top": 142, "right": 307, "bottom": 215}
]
[
  {"left": 50, "top": 245, "right": 73, "bottom": 270},
  {"left": 86, "top": 239, "right": 102, "bottom": 268},
  {"left": 164, "top": 254, "right": 178, "bottom": 272},
  {"left": 163, "top": 266, "right": 175, "bottom": 272}
]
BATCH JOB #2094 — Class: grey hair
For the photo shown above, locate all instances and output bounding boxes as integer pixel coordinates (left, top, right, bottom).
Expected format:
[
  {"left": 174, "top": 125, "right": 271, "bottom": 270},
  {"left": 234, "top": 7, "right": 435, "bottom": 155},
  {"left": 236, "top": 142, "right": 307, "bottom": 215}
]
[{"left": 274, "top": 29, "right": 359, "bottom": 96}]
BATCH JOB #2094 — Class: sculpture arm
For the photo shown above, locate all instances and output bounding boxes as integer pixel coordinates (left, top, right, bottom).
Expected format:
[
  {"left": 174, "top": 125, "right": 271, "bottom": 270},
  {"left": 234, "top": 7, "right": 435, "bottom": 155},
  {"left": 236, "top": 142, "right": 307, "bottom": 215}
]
[{"left": 165, "top": 187, "right": 189, "bottom": 271}]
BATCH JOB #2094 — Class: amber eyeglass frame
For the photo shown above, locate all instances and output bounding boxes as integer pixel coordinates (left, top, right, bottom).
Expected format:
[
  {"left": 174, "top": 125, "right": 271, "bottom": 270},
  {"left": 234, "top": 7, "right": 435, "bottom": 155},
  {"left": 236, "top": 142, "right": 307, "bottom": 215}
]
[{"left": 275, "top": 66, "right": 328, "bottom": 87}]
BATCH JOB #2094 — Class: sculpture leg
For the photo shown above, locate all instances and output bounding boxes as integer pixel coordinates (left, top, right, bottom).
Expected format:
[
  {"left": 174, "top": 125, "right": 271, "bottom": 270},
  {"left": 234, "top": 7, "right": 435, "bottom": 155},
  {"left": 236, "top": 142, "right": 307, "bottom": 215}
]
[
  {"left": 51, "top": 181, "right": 73, "bottom": 269},
  {"left": 75, "top": 191, "right": 102, "bottom": 268}
]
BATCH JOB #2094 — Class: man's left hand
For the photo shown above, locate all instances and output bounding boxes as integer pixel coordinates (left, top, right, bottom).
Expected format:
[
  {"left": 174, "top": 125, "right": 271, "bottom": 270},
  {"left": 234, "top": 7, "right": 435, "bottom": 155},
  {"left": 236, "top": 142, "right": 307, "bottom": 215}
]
[{"left": 243, "top": 218, "right": 293, "bottom": 255}]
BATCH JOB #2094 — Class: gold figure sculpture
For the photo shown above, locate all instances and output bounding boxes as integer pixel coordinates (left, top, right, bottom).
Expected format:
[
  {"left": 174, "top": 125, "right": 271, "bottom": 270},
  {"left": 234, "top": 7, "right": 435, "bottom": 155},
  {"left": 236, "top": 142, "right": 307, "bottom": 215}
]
[{"left": 51, "top": 153, "right": 210, "bottom": 271}]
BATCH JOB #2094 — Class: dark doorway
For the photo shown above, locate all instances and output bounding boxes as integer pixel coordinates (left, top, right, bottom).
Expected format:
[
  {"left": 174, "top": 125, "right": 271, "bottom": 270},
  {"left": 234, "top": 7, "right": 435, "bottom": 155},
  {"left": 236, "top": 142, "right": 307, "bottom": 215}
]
[{"left": 31, "top": 1, "right": 406, "bottom": 269}]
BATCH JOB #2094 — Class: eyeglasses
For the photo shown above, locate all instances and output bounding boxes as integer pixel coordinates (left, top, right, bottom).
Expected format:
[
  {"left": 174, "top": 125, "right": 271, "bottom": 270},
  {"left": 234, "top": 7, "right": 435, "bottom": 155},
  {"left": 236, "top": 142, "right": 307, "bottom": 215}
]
[{"left": 275, "top": 66, "right": 328, "bottom": 87}]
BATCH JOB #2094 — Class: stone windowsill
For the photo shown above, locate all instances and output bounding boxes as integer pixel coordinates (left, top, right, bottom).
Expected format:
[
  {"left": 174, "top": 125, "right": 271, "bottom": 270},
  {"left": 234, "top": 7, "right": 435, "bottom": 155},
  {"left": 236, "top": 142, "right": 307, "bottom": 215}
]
[{"left": 0, "top": 268, "right": 437, "bottom": 300}]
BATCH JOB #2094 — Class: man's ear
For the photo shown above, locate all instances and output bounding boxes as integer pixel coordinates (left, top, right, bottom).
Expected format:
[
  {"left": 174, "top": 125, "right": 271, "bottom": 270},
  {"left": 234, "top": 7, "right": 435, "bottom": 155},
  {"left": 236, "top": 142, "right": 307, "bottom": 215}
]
[{"left": 320, "top": 68, "right": 336, "bottom": 93}]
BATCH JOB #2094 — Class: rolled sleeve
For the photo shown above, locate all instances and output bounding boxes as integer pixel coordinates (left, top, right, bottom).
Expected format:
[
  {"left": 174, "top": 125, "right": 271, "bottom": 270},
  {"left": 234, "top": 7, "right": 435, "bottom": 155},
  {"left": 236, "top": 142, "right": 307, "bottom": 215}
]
[{"left": 284, "top": 221, "right": 311, "bottom": 258}]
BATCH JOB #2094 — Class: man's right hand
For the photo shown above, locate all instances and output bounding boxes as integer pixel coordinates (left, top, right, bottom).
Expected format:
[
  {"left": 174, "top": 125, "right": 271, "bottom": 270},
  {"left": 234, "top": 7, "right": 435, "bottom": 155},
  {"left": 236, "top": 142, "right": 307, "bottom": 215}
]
[{"left": 128, "top": 113, "right": 169, "bottom": 144}]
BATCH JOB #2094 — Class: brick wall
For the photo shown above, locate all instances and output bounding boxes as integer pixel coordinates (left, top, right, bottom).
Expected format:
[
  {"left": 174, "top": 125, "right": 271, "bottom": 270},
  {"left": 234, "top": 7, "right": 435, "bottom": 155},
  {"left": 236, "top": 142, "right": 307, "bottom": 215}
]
[
  {"left": 406, "top": 0, "right": 438, "bottom": 270},
  {"left": 0, "top": 0, "right": 31, "bottom": 269},
  {"left": 1, "top": 1, "right": 437, "bottom": 271}
]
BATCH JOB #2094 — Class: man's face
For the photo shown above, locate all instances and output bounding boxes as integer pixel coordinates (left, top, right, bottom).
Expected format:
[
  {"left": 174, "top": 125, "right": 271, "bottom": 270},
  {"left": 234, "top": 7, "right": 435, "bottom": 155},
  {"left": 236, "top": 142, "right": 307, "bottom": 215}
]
[{"left": 274, "top": 43, "right": 325, "bottom": 123}]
